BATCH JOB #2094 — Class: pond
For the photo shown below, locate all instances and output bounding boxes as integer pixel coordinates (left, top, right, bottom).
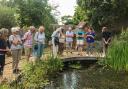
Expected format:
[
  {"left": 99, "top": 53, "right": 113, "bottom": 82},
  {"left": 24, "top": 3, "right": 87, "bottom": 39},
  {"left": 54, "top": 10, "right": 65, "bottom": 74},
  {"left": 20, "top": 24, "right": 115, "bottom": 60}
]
[{"left": 45, "top": 62, "right": 128, "bottom": 89}]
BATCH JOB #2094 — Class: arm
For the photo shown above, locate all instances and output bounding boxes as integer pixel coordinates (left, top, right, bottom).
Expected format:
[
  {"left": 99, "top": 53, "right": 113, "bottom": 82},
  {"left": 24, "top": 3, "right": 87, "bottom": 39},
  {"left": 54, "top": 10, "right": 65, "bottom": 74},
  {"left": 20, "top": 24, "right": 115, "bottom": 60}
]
[
  {"left": 51, "top": 31, "right": 57, "bottom": 37},
  {"left": 34, "top": 32, "right": 38, "bottom": 42},
  {"left": 107, "top": 33, "right": 111, "bottom": 43},
  {"left": 9, "top": 35, "right": 16, "bottom": 45},
  {"left": 106, "top": 37, "right": 111, "bottom": 44}
]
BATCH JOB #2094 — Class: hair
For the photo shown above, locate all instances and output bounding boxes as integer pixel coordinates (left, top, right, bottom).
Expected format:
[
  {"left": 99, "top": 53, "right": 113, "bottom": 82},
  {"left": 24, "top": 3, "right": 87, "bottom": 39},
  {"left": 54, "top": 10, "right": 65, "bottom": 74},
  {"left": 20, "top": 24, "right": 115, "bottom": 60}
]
[
  {"left": 38, "top": 26, "right": 45, "bottom": 32},
  {"left": 16, "top": 26, "right": 20, "bottom": 31},
  {"left": 88, "top": 26, "right": 95, "bottom": 32},
  {"left": 29, "top": 26, "right": 35, "bottom": 30},
  {"left": 0, "top": 28, "right": 8, "bottom": 39},
  {"left": 78, "top": 22, "right": 88, "bottom": 29},
  {"left": 102, "top": 27, "right": 107, "bottom": 32},
  {"left": 11, "top": 27, "right": 18, "bottom": 33},
  {"left": 61, "top": 28, "right": 64, "bottom": 33}
]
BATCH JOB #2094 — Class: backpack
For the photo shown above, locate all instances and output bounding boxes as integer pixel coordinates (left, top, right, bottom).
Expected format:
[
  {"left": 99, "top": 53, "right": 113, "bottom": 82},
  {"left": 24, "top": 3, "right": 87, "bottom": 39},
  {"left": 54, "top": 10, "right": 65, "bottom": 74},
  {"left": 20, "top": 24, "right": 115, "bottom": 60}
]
[{"left": 54, "top": 37, "right": 59, "bottom": 46}]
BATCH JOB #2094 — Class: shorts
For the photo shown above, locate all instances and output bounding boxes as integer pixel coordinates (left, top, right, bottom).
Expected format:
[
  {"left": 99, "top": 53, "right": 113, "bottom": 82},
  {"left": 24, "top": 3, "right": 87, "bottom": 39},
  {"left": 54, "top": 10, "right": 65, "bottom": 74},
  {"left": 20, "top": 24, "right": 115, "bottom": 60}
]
[
  {"left": 77, "top": 40, "right": 84, "bottom": 46},
  {"left": 24, "top": 47, "right": 32, "bottom": 56},
  {"left": 66, "top": 42, "right": 72, "bottom": 48}
]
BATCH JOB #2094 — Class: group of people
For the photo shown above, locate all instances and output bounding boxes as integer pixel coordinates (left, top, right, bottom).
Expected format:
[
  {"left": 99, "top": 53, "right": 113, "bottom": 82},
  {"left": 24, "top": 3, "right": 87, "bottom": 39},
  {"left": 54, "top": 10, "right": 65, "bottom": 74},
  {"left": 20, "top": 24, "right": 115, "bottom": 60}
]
[
  {"left": 0, "top": 26, "right": 45, "bottom": 75},
  {"left": 0, "top": 23, "right": 111, "bottom": 76},
  {"left": 51, "top": 23, "right": 111, "bottom": 57},
  {"left": 52, "top": 24, "right": 94, "bottom": 57}
]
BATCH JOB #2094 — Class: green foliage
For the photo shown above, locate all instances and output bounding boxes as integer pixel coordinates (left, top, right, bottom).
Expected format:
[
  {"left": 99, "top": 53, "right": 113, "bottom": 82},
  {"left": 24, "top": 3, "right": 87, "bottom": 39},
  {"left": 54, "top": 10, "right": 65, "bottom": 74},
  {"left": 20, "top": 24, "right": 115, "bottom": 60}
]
[
  {"left": 0, "top": 84, "right": 9, "bottom": 89},
  {"left": 61, "top": 15, "right": 74, "bottom": 25},
  {"left": 104, "top": 29, "right": 128, "bottom": 71},
  {"left": 75, "top": 0, "right": 128, "bottom": 31},
  {"left": 0, "top": 6, "right": 16, "bottom": 29},
  {"left": 73, "top": 6, "right": 88, "bottom": 25},
  {"left": 43, "top": 56, "right": 64, "bottom": 75},
  {"left": 11, "top": 56, "right": 63, "bottom": 89},
  {"left": 16, "top": 0, "right": 56, "bottom": 39},
  {"left": 17, "top": 0, "right": 56, "bottom": 26}
]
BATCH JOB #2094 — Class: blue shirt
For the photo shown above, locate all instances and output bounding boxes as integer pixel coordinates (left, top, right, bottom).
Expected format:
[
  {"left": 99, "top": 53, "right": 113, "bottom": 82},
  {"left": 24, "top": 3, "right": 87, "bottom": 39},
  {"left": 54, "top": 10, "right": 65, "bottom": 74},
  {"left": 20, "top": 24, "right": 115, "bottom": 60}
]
[
  {"left": 75, "top": 29, "right": 85, "bottom": 40},
  {"left": 86, "top": 32, "right": 95, "bottom": 43},
  {"left": 0, "top": 39, "right": 7, "bottom": 54}
]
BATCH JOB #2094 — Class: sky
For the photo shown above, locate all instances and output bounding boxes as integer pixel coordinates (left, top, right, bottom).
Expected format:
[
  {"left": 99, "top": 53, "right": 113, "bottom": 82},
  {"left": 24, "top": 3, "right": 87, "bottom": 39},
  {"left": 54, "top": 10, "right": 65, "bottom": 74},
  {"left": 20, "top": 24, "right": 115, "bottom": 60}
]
[{"left": 49, "top": 0, "right": 76, "bottom": 17}]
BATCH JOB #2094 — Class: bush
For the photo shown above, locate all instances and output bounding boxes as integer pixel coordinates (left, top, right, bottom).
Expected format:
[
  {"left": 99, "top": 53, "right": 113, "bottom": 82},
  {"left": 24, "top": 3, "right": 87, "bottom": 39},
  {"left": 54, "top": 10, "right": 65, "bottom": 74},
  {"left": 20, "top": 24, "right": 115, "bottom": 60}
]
[
  {"left": 11, "top": 56, "right": 63, "bottom": 89},
  {"left": 104, "top": 30, "right": 128, "bottom": 71}
]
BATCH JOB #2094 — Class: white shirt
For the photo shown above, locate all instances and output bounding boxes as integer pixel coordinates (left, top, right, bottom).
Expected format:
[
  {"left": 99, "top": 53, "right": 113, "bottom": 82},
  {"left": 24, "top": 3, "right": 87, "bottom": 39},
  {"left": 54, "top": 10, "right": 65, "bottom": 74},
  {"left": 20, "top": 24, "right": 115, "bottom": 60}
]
[
  {"left": 9, "top": 35, "right": 22, "bottom": 50},
  {"left": 34, "top": 32, "right": 45, "bottom": 44},
  {"left": 66, "top": 31, "right": 74, "bottom": 42}
]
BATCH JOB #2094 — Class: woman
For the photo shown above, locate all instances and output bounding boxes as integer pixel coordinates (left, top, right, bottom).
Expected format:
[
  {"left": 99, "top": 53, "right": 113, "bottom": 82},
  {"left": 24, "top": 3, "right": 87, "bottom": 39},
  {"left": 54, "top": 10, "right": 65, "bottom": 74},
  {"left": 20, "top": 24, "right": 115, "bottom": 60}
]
[
  {"left": 51, "top": 27, "right": 61, "bottom": 57},
  {"left": 58, "top": 28, "right": 65, "bottom": 55},
  {"left": 34, "top": 26, "right": 45, "bottom": 60},
  {"left": 66, "top": 27, "right": 74, "bottom": 54},
  {"left": 9, "top": 27, "right": 22, "bottom": 74},
  {"left": 86, "top": 27, "right": 95, "bottom": 56},
  {"left": 0, "top": 28, "right": 9, "bottom": 76},
  {"left": 76, "top": 26, "right": 85, "bottom": 56},
  {"left": 23, "top": 26, "right": 35, "bottom": 62}
]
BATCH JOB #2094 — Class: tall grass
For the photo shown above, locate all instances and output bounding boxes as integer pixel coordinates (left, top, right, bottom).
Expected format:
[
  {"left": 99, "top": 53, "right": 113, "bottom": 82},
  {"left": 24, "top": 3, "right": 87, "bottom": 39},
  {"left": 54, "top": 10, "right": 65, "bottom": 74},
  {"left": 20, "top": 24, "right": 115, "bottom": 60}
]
[{"left": 104, "top": 29, "right": 128, "bottom": 71}]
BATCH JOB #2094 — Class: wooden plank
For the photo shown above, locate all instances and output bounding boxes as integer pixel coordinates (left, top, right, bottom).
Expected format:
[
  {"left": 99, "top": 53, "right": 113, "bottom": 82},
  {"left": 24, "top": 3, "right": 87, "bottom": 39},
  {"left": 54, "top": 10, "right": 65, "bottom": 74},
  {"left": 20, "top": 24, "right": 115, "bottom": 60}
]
[{"left": 62, "top": 57, "right": 99, "bottom": 62}]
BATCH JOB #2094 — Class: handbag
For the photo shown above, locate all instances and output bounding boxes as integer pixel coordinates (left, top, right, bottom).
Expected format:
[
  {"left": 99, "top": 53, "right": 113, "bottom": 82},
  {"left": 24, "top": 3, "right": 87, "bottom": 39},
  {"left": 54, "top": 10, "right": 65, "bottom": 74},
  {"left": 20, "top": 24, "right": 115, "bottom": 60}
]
[{"left": 34, "top": 44, "right": 38, "bottom": 50}]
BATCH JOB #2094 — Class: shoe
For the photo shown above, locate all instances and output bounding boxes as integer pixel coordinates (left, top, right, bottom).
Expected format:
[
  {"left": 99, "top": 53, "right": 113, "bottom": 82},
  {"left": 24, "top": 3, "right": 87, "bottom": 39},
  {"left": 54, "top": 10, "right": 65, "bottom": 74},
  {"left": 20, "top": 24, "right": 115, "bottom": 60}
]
[
  {"left": 0, "top": 71, "right": 3, "bottom": 76},
  {"left": 15, "top": 69, "right": 21, "bottom": 74},
  {"left": 13, "top": 69, "right": 16, "bottom": 74}
]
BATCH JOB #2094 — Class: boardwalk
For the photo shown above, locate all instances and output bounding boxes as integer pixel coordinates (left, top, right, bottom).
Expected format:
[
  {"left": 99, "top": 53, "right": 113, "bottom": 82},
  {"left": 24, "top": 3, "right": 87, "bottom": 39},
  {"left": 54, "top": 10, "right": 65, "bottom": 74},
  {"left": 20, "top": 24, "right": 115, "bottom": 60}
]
[{"left": 0, "top": 50, "right": 103, "bottom": 82}]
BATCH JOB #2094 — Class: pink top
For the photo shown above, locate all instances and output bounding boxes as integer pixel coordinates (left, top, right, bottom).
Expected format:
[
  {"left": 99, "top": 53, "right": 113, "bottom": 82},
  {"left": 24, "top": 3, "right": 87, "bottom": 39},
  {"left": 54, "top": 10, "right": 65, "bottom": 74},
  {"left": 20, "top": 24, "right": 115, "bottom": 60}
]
[{"left": 23, "top": 31, "right": 33, "bottom": 48}]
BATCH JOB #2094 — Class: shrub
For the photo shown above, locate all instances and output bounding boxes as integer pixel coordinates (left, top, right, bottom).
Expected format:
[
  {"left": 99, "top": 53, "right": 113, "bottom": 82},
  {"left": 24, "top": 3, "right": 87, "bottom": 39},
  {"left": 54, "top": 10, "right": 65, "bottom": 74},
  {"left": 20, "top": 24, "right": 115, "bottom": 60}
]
[{"left": 11, "top": 56, "right": 63, "bottom": 89}]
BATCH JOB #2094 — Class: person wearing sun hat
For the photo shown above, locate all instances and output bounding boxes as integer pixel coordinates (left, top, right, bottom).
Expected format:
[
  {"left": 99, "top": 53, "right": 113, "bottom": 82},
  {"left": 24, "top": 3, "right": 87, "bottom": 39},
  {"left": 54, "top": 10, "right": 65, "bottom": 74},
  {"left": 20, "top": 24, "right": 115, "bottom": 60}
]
[
  {"left": 9, "top": 27, "right": 22, "bottom": 74},
  {"left": 51, "top": 27, "right": 62, "bottom": 57}
]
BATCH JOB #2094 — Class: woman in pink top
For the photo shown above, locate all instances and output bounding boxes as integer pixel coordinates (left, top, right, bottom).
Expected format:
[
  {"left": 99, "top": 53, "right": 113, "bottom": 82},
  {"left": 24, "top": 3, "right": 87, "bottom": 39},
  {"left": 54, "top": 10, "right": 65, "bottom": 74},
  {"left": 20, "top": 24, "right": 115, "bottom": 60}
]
[{"left": 23, "top": 26, "right": 35, "bottom": 62}]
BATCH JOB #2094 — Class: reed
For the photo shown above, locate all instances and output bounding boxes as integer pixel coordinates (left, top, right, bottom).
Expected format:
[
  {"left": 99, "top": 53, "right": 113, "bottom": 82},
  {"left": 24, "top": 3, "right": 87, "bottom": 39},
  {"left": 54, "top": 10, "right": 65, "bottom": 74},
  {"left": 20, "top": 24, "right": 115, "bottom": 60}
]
[{"left": 105, "top": 29, "right": 128, "bottom": 71}]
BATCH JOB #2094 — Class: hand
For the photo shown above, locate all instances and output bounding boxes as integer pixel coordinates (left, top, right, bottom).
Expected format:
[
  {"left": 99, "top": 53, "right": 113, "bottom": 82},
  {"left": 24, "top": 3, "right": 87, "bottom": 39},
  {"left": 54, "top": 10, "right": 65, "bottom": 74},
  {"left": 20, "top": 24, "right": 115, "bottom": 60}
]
[
  {"left": 6, "top": 48, "right": 11, "bottom": 52},
  {"left": 105, "top": 41, "right": 108, "bottom": 44}
]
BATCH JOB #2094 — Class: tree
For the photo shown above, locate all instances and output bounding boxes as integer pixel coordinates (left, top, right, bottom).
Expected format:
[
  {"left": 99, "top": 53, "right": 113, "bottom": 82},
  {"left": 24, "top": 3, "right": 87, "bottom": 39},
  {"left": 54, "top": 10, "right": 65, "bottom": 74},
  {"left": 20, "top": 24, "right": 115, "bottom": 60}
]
[
  {"left": 15, "top": 0, "right": 57, "bottom": 39},
  {"left": 76, "top": 0, "right": 128, "bottom": 31},
  {"left": 73, "top": 6, "right": 88, "bottom": 25},
  {"left": 61, "top": 15, "right": 74, "bottom": 25},
  {"left": 0, "top": 6, "right": 16, "bottom": 29}
]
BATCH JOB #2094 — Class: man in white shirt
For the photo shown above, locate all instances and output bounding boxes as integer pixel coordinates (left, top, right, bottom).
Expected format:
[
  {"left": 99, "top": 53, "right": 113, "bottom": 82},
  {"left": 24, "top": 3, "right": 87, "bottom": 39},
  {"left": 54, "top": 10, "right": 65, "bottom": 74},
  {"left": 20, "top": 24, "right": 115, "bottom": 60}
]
[
  {"left": 66, "top": 27, "right": 74, "bottom": 54},
  {"left": 51, "top": 27, "right": 61, "bottom": 57}
]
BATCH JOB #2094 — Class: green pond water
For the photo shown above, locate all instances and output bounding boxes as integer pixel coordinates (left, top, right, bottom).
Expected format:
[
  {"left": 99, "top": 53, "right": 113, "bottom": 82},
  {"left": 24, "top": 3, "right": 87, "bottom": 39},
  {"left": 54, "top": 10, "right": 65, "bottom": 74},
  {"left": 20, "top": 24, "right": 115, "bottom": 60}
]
[{"left": 45, "top": 65, "right": 128, "bottom": 89}]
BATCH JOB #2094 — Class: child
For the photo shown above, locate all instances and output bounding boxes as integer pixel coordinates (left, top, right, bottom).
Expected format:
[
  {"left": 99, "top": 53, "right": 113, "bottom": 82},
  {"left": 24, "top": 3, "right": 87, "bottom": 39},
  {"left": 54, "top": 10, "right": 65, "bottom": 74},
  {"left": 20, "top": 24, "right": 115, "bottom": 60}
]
[
  {"left": 86, "top": 27, "right": 95, "bottom": 56},
  {"left": 0, "top": 28, "right": 9, "bottom": 76}
]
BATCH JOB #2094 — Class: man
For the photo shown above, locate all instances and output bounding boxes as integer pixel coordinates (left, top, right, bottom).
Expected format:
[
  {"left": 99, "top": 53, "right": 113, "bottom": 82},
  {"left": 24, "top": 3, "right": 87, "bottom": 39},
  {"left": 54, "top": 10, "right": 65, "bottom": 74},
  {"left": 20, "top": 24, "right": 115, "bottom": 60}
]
[
  {"left": 102, "top": 27, "right": 111, "bottom": 56},
  {"left": 51, "top": 27, "right": 61, "bottom": 57},
  {"left": 66, "top": 27, "right": 74, "bottom": 54},
  {"left": 23, "top": 26, "right": 35, "bottom": 62}
]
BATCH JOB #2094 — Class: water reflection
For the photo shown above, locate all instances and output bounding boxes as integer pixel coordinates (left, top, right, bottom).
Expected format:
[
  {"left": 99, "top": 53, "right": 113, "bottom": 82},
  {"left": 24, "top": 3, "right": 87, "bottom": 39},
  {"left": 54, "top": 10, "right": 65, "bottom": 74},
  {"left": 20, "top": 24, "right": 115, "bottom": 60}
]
[
  {"left": 63, "top": 71, "right": 78, "bottom": 89},
  {"left": 45, "top": 70, "right": 80, "bottom": 89}
]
